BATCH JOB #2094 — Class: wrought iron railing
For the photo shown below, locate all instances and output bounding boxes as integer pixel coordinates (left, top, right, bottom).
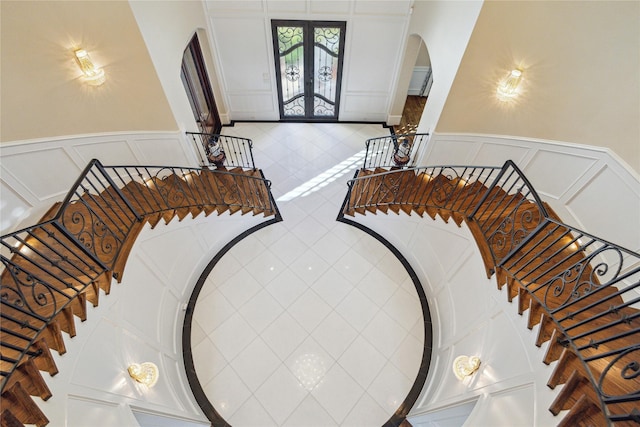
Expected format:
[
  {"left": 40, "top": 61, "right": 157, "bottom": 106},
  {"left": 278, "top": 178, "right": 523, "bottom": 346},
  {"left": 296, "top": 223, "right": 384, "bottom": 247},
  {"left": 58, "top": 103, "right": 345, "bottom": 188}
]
[
  {"left": 342, "top": 160, "right": 640, "bottom": 425},
  {"left": 0, "top": 159, "right": 275, "bottom": 396},
  {"left": 186, "top": 132, "right": 256, "bottom": 170},
  {"left": 363, "top": 133, "right": 429, "bottom": 169}
]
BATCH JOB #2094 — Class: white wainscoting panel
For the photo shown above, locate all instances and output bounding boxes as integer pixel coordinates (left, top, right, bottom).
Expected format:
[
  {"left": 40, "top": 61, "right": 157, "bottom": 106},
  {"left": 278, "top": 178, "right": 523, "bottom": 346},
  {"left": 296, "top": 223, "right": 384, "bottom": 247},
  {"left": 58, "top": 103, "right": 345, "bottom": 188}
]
[
  {"left": 353, "top": 0, "right": 411, "bottom": 16},
  {"left": 408, "top": 66, "right": 430, "bottom": 96},
  {"left": 344, "top": 18, "right": 406, "bottom": 94},
  {"left": 341, "top": 93, "right": 389, "bottom": 122},
  {"left": 66, "top": 396, "right": 128, "bottom": 427},
  {"left": 227, "top": 93, "right": 277, "bottom": 119},
  {"left": 205, "top": 0, "right": 264, "bottom": 14},
  {"left": 72, "top": 138, "right": 138, "bottom": 166},
  {"left": 565, "top": 164, "right": 640, "bottom": 252},
  {"left": 310, "top": 0, "right": 351, "bottom": 14},
  {"left": 524, "top": 149, "right": 599, "bottom": 200},
  {"left": 465, "top": 384, "right": 536, "bottom": 427},
  {"left": 0, "top": 181, "right": 32, "bottom": 233},
  {"left": 209, "top": 17, "right": 272, "bottom": 93},
  {"left": 446, "top": 254, "right": 495, "bottom": 335},
  {"left": 68, "top": 317, "right": 138, "bottom": 396},
  {"left": 426, "top": 133, "right": 640, "bottom": 253},
  {"left": 1, "top": 147, "right": 81, "bottom": 202},
  {"left": 471, "top": 140, "right": 530, "bottom": 169},
  {"left": 132, "top": 135, "right": 192, "bottom": 166},
  {"left": 0, "top": 131, "right": 197, "bottom": 234},
  {"left": 424, "top": 137, "right": 479, "bottom": 165},
  {"left": 137, "top": 225, "right": 209, "bottom": 297},
  {"left": 266, "top": 0, "right": 308, "bottom": 13},
  {"left": 408, "top": 399, "right": 477, "bottom": 427}
]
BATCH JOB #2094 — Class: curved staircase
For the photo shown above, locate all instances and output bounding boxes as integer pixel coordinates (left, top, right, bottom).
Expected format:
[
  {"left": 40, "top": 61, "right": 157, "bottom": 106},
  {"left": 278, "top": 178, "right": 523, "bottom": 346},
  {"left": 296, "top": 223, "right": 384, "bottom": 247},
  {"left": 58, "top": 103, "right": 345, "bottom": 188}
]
[
  {"left": 0, "top": 158, "right": 276, "bottom": 426},
  {"left": 341, "top": 159, "right": 639, "bottom": 426}
]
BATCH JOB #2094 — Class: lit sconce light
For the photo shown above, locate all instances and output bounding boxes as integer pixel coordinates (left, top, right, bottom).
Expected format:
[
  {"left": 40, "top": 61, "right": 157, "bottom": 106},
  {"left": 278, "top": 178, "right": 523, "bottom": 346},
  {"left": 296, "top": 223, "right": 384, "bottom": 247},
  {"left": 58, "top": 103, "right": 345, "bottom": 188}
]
[
  {"left": 127, "top": 362, "right": 159, "bottom": 387},
  {"left": 453, "top": 355, "right": 481, "bottom": 380},
  {"left": 496, "top": 68, "right": 523, "bottom": 101},
  {"left": 74, "top": 48, "right": 106, "bottom": 86}
]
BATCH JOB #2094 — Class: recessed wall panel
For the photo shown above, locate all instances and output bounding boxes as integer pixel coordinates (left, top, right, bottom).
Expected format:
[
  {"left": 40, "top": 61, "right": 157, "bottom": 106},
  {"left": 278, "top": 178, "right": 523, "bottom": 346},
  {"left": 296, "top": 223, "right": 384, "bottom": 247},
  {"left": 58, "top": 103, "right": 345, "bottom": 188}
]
[
  {"left": 524, "top": 149, "right": 598, "bottom": 199},
  {"left": 345, "top": 19, "right": 405, "bottom": 93},
  {"left": 67, "top": 396, "right": 124, "bottom": 427},
  {"left": 0, "top": 181, "right": 32, "bottom": 234},
  {"left": 311, "top": 0, "right": 350, "bottom": 14},
  {"left": 566, "top": 165, "right": 640, "bottom": 251},
  {"left": 211, "top": 18, "right": 271, "bottom": 92},
  {"left": 2, "top": 148, "right": 80, "bottom": 200},
  {"left": 354, "top": 0, "right": 411, "bottom": 16},
  {"left": 73, "top": 139, "right": 138, "bottom": 166},
  {"left": 472, "top": 141, "right": 530, "bottom": 170},
  {"left": 133, "top": 137, "right": 189, "bottom": 166}
]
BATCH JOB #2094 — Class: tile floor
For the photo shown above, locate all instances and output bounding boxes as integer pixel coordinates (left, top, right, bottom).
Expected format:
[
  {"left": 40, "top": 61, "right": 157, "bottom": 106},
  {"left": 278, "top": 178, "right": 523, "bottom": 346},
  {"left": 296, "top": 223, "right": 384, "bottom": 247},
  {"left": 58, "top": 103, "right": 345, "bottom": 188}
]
[{"left": 191, "top": 122, "right": 425, "bottom": 426}]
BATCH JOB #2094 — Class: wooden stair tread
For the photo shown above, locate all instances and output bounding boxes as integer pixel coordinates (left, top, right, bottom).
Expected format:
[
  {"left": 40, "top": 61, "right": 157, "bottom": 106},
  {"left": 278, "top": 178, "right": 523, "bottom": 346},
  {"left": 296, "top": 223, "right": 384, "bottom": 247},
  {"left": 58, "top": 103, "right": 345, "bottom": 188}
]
[{"left": 344, "top": 165, "right": 639, "bottom": 427}]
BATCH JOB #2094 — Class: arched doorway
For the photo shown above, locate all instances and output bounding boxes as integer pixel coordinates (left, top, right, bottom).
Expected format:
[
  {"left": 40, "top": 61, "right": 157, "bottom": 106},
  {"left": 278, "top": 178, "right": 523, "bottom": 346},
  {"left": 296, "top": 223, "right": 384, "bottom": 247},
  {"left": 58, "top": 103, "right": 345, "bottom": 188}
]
[{"left": 394, "top": 35, "right": 432, "bottom": 134}]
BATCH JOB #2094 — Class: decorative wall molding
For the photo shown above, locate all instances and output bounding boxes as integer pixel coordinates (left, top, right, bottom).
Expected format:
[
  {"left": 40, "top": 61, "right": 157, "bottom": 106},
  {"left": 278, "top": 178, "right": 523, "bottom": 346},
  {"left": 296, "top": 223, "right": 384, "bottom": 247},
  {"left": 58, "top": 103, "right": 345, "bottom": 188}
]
[
  {"left": 204, "top": 2, "right": 411, "bottom": 122},
  {"left": 424, "top": 133, "right": 640, "bottom": 253},
  {"left": 0, "top": 131, "right": 197, "bottom": 234}
]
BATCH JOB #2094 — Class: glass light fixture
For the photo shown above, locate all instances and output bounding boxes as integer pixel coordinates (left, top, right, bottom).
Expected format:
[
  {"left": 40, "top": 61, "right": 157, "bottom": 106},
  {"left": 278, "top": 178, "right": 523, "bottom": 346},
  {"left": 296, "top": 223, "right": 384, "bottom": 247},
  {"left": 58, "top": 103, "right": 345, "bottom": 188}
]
[
  {"left": 452, "top": 355, "right": 481, "bottom": 380},
  {"left": 496, "top": 68, "right": 523, "bottom": 100},
  {"left": 74, "top": 49, "right": 106, "bottom": 86},
  {"left": 127, "top": 362, "right": 159, "bottom": 387}
]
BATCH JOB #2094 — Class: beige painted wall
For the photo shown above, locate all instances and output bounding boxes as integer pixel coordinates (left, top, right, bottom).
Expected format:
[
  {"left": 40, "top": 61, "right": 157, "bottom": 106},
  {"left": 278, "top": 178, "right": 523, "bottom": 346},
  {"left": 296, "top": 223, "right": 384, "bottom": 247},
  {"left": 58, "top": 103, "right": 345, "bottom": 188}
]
[
  {"left": 1, "top": 1, "right": 176, "bottom": 143},
  {"left": 436, "top": 0, "right": 640, "bottom": 173}
]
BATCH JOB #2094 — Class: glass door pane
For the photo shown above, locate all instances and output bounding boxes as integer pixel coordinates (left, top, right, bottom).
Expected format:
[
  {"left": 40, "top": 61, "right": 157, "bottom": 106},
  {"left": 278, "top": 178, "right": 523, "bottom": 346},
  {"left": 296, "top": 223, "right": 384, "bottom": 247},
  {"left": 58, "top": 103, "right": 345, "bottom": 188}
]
[
  {"left": 276, "top": 25, "right": 306, "bottom": 117},
  {"left": 313, "top": 26, "right": 342, "bottom": 117},
  {"left": 272, "top": 20, "right": 345, "bottom": 121}
]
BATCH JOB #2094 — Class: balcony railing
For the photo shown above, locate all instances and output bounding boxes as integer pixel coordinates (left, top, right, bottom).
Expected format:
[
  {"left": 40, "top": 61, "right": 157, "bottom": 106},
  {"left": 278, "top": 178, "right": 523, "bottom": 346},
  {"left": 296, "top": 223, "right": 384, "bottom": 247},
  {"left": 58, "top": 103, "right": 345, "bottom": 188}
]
[
  {"left": 342, "top": 160, "right": 640, "bottom": 425},
  {"left": 0, "top": 159, "right": 276, "bottom": 403},
  {"left": 363, "top": 133, "right": 430, "bottom": 169},
  {"left": 186, "top": 132, "right": 256, "bottom": 170}
]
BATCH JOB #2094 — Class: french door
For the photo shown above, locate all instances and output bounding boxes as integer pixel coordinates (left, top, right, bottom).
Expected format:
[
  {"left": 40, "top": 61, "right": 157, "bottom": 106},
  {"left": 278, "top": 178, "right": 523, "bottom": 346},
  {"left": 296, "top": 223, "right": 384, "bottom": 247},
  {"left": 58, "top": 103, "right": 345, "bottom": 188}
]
[{"left": 271, "top": 20, "right": 346, "bottom": 121}]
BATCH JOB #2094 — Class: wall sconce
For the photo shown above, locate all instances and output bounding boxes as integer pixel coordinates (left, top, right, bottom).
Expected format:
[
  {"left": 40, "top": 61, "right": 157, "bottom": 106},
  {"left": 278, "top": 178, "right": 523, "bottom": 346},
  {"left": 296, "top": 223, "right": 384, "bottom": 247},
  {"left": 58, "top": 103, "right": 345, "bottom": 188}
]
[
  {"left": 453, "top": 355, "right": 481, "bottom": 380},
  {"left": 127, "top": 362, "right": 159, "bottom": 387},
  {"left": 496, "top": 68, "right": 523, "bottom": 101},
  {"left": 74, "top": 49, "right": 106, "bottom": 86}
]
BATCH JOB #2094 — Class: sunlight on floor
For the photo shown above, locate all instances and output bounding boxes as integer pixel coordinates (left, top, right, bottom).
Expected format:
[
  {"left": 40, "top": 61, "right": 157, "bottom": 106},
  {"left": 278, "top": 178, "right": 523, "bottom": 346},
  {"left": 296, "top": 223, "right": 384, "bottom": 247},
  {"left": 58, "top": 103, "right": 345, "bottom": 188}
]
[{"left": 276, "top": 149, "right": 367, "bottom": 202}]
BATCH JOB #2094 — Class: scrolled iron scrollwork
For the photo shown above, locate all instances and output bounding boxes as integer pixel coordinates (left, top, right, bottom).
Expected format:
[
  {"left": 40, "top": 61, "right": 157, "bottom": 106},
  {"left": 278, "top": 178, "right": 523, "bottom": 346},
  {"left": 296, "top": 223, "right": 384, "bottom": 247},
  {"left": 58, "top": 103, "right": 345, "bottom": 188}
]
[
  {"left": 488, "top": 199, "right": 542, "bottom": 259},
  {"left": 277, "top": 26, "right": 303, "bottom": 52},
  {"left": 314, "top": 27, "right": 341, "bottom": 54},
  {"left": 430, "top": 168, "right": 462, "bottom": 207},
  {"left": 284, "top": 97, "right": 305, "bottom": 116},
  {"left": 313, "top": 98, "right": 334, "bottom": 116},
  {"left": 285, "top": 65, "right": 301, "bottom": 82},
  {"left": 1, "top": 262, "right": 58, "bottom": 318},
  {"left": 150, "top": 168, "right": 189, "bottom": 209},
  {"left": 317, "top": 66, "right": 333, "bottom": 82},
  {"left": 61, "top": 203, "right": 119, "bottom": 266},
  {"left": 597, "top": 346, "right": 640, "bottom": 398},
  {"left": 544, "top": 245, "right": 624, "bottom": 309}
]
